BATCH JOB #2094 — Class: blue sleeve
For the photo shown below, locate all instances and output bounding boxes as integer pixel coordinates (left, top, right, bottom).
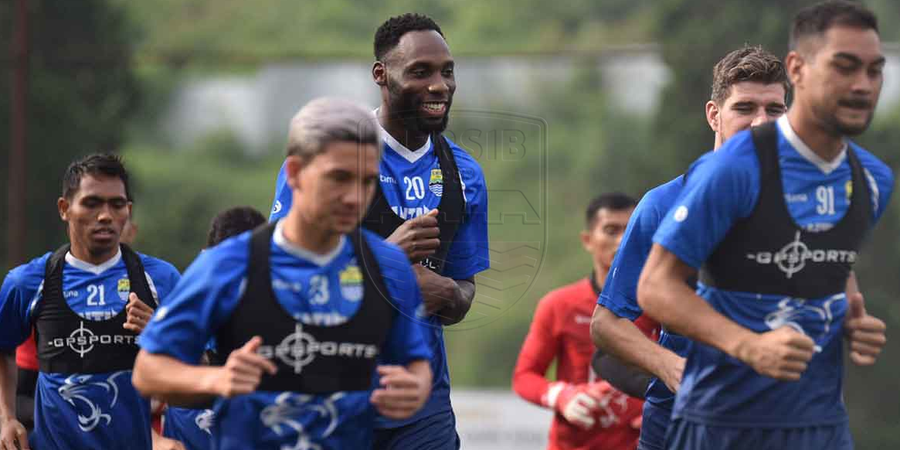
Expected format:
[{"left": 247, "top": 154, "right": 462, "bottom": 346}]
[
  {"left": 141, "top": 255, "right": 182, "bottom": 304},
  {"left": 598, "top": 189, "right": 668, "bottom": 321},
  {"left": 269, "top": 160, "right": 292, "bottom": 223},
  {"left": 653, "top": 137, "right": 759, "bottom": 268},
  {"left": 442, "top": 155, "right": 490, "bottom": 280},
  {"left": 139, "top": 240, "right": 249, "bottom": 364},
  {"left": 0, "top": 258, "right": 46, "bottom": 351},
  {"left": 854, "top": 146, "right": 895, "bottom": 223},
  {"left": 367, "top": 235, "right": 432, "bottom": 365}
]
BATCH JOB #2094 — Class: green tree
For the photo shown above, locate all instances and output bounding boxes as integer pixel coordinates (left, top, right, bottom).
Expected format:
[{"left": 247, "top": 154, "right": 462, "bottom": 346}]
[{"left": 0, "top": 0, "right": 141, "bottom": 270}]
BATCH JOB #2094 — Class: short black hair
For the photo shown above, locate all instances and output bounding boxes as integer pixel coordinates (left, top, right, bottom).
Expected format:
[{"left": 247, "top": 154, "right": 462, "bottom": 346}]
[
  {"left": 206, "top": 206, "right": 266, "bottom": 247},
  {"left": 790, "top": 0, "right": 878, "bottom": 52},
  {"left": 585, "top": 192, "right": 637, "bottom": 228},
  {"left": 62, "top": 153, "right": 131, "bottom": 201},
  {"left": 374, "top": 13, "right": 443, "bottom": 61}
]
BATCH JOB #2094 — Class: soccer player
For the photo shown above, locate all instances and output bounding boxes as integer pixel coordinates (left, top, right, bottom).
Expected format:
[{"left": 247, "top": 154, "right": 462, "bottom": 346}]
[
  {"left": 513, "top": 193, "right": 646, "bottom": 450},
  {"left": 132, "top": 98, "right": 434, "bottom": 449},
  {"left": 268, "top": 13, "right": 489, "bottom": 449},
  {"left": 638, "top": 2, "right": 892, "bottom": 448},
  {"left": 590, "top": 45, "right": 789, "bottom": 450},
  {"left": 0, "top": 154, "right": 180, "bottom": 450},
  {"left": 161, "top": 205, "right": 266, "bottom": 450}
]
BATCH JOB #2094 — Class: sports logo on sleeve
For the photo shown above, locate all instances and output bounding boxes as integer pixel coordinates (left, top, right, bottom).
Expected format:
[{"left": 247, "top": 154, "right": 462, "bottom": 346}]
[
  {"left": 428, "top": 168, "right": 444, "bottom": 197},
  {"left": 338, "top": 262, "right": 364, "bottom": 302},
  {"left": 58, "top": 371, "right": 127, "bottom": 432}
]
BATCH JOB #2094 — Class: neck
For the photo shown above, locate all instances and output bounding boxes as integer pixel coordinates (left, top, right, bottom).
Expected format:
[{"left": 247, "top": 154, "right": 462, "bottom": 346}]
[
  {"left": 378, "top": 104, "right": 429, "bottom": 150},
  {"left": 69, "top": 242, "right": 118, "bottom": 266},
  {"left": 787, "top": 107, "right": 845, "bottom": 162},
  {"left": 713, "top": 133, "right": 723, "bottom": 150},
  {"left": 593, "top": 264, "right": 609, "bottom": 290},
  {"left": 281, "top": 208, "right": 342, "bottom": 255}
]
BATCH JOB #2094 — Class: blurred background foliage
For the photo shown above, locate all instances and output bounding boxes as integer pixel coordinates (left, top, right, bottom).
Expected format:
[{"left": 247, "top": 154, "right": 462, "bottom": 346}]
[{"left": 3, "top": 0, "right": 900, "bottom": 446}]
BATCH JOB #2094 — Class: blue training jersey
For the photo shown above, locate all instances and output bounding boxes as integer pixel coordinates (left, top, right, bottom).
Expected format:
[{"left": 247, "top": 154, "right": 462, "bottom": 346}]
[
  {"left": 269, "top": 131, "right": 490, "bottom": 428},
  {"left": 0, "top": 250, "right": 181, "bottom": 450},
  {"left": 654, "top": 116, "right": 894, "bottom": 428},
  {"left": 139, "top": 223, "right": 432, "bottom": 449}
]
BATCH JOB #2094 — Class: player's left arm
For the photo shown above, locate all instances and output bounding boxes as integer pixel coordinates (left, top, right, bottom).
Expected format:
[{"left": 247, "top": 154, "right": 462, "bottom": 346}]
[
  {"left": 414, "top": 266, "right": 474, "bottom": 325},
  {"left": 841, "top": 155, "right": 894, "bottom": 365}
]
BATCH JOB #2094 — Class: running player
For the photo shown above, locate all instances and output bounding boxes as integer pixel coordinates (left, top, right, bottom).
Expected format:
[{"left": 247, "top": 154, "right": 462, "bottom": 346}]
[
  {"left": 591, "top": 45, "right": 789, "bottom": 450},
  {"left": 132, "top": 98, "right": 434, "bottom": 449},
  {"left": 513, "top": 193, "right": 646, "bottom": 450},
  {"left": 161, "top": 205, "right": 266, "bottom": 450},
  {"left": 0, "top": 154, "right": 180, "bottom": 450},
  {"left": 268, "top": 13, "right": 489, "bottom": 449},
  {"left": 638, "top": 2, "right": 891, "bottom": 448}
]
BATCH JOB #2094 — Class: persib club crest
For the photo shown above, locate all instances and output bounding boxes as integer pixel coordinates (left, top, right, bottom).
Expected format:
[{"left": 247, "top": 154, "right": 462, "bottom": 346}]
[
  {"left": 429, "top": 168, "right": 443, "bottom": 197},
  {"left": 117, "top": 278, "right": 130, "bottom": 301},
  {"left": 339, "top": 262, "right": 364, "bottom": 302}
]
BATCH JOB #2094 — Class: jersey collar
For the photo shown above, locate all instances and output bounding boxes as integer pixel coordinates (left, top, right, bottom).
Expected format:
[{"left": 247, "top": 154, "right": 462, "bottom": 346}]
[
  {"left": 777, "top": 115, "right": 847, "bottom": 175},
  {"left": 65, "top": 248, "right": 122, "bottom": 275},
  {"left": 273, "top": 220, "right": 346, "bottom": 267},
  {"left": 374, "top": 108, "right": 432, "bottom": 164}
]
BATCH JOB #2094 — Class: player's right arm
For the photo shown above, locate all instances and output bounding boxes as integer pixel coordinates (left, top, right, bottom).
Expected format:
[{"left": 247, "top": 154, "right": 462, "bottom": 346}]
[
  {"left": 591, "top": 306, "right": 683, "bottom": 393},
  {"left": 0, "top": 261, "right": 43, "bottom": 450},
  {"left": 639, "top": 245, "right": 815, "bottom": 380},
  {"left": 132, "top": 238, "right": 258, "bottom": 406},
  {"left": 638, "top": 143, "right": 815, "bottom": 381}
]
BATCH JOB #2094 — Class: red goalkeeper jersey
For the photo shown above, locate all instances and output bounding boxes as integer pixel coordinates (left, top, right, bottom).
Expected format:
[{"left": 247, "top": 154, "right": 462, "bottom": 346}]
[{"left": 513, "top": 277, "right": 655, "bottom": 450}]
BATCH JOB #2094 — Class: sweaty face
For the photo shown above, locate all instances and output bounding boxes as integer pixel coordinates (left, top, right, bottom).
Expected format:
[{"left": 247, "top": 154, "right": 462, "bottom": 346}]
[
  {"left": 582, "top": 208, "right": 634, "bottom": 271},
  {"left": 714, "top": 81, "right": 787, "bottom": 143},
  {"left": 383, "top": 30, "right": 456, "bottom": 134},
  {"left": 60, "top": 174, "right": 131, "bottom": 262},
  {"left": 293, "top": 142, "right": 380, "bottom": 235},
  {"left": 796, "top": 26, "right": 884, "bottom": 136}
]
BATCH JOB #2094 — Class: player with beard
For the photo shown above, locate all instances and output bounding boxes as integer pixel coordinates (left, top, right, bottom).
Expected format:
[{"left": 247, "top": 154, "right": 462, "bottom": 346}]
[
  {"left": 638, "top": 2, "right": 892, "bottom": 448},
  {"left": 590, "top": 45, "right": 789, "bottom": 450},
  {"left": 268, "top": 13, "right": 489, "bottom": 450},
  {"left": 0, "top": 154, "right": 179, "bottom": 450}
]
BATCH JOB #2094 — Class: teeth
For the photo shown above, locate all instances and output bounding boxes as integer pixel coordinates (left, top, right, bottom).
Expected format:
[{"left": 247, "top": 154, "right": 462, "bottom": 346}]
[{"left": 423, "top": 103, "right": 444, "bottom": 111}]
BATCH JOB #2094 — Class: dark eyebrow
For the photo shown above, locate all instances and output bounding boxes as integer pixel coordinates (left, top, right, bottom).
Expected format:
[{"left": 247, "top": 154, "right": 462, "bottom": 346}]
[
  {"left": 730, "top": 101, "right": 757, "bottom": 108},
  {"left": 833, "top": 52, "right": 863, "bottom": 65}
]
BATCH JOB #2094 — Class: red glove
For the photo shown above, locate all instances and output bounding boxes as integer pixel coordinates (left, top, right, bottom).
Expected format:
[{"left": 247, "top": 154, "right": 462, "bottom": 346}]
[{"left": 543, "top": 382, "right": 599, "bottom": 429}]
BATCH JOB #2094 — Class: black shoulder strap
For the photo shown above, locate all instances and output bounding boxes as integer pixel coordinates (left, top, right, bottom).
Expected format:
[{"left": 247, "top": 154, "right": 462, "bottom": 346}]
[
  {"left": 427, "top": 133, "right": 466, "bottom": 273},
  {"left": 39, "top": 245, "right": 71, "bottom": 317},
  {"left": 751, "top": 122, "right": 780, "bottom": 183},
  {"left": 120, "top": 244, "right": 157, "bottom": 309},
  {"left": 249, "top": 223, "right": 278, "bottom": 298}
]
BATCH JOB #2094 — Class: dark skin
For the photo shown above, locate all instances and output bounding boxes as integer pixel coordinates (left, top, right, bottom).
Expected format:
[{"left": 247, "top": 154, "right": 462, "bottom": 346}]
[{"left": 372, "top": 30, "right": 475, "bottom": 325}]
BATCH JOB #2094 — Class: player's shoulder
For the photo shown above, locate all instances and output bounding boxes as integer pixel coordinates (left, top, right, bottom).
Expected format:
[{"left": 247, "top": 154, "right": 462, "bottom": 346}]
[
  {"left": 687, "top": 133, "right": 758, "bottom": 183},
  {"left": 642, "top": 176, "right": 685, "bottom": 211},
  {"left": 443, "top": 135, "right": 485, "bottom": 182},
  {"left": 3, "top": 252, "right": 51, "bottom": 290},
  {"left": 136, "top": 252, "right": 181, "bottom": 278},
  {"left": 851, "top": 143, "right": 894, "bottom": 184}
]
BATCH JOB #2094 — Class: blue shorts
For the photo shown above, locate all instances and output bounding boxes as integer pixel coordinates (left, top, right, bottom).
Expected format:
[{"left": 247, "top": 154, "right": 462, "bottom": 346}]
[
  {"left": 638, "top": 401, "right": 672, "bottom": 450},
  {"left": 665, "top": 418, "right": 853, "bottom": 450},
  {"left": 373, "top": 410, "right": 460, "bottom": 450}
]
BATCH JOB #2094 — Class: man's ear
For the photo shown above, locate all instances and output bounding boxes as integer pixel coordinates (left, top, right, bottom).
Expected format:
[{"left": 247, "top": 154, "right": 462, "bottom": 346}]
[
  {"left": 285, "top": 155, "right": 305, "bottom": 190},
  {"left": 705, "top": 100, "right": 720, "bottom": 133},
  {"left": 785, "top": 51, "right": 805, "bottom": 88},
  {"left": 373, "top": 61, "right": 387, "bottom": 87},
  {"left": 58, "top": 197, "right": 70, "bottom": 221}
]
